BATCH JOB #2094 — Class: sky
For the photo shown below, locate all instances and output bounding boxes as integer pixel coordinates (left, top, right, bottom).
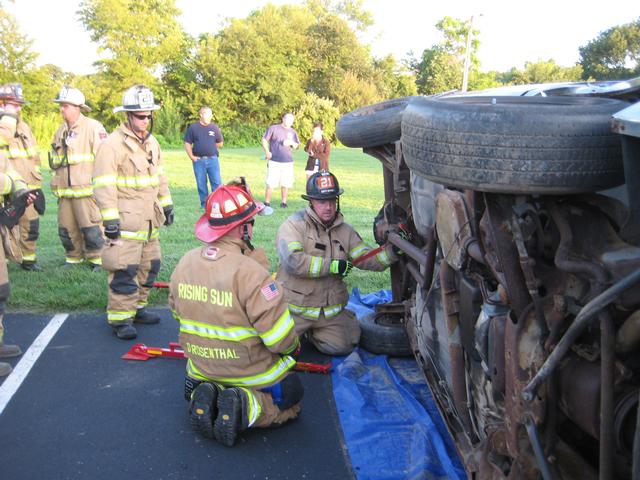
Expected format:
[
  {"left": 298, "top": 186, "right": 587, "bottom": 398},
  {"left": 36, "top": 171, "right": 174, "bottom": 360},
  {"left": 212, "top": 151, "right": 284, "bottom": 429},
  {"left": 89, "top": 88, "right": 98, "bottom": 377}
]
[{"left": 5, "top": 0, "right": 640, "bottom": 75}]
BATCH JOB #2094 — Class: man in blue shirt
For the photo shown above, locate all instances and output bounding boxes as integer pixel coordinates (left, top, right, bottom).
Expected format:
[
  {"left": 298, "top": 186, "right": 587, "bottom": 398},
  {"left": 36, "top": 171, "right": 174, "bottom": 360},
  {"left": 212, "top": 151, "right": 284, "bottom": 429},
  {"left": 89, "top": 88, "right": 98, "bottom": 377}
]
[
  {"left": 184, "top": 107, "right": 224, "bottom": 208},
  {"left": 261, "top": 113, "right": 299, "bottom": 208}
]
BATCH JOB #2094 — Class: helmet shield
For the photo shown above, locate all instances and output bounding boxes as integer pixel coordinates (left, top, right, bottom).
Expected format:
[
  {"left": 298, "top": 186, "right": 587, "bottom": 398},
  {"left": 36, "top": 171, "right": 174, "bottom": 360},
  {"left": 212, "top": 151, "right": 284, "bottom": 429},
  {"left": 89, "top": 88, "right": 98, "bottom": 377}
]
[
  {"left": 301, "top": 171, "right": 344, "bottom": 201},
  {"left": 113, "top": 85, "right": 161, "bottom": 113},
  {"left": 195, "top": 185, "right": 264, "bottom": 243}
]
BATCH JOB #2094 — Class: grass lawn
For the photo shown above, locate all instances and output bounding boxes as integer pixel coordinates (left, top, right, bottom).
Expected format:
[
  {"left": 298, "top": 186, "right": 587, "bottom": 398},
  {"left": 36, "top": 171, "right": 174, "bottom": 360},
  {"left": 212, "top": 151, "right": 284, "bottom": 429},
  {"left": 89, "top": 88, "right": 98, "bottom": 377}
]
[{"left": 7, "top": 146, "right": 390, "bottom": 313}]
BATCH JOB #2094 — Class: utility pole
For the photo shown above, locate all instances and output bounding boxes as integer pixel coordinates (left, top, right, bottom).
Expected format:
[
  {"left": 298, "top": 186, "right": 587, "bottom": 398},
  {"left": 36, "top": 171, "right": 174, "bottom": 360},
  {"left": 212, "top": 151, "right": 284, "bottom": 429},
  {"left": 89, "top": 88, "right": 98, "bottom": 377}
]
[{"left": 461, "top": 14, "right": 481, "bottom": 93}]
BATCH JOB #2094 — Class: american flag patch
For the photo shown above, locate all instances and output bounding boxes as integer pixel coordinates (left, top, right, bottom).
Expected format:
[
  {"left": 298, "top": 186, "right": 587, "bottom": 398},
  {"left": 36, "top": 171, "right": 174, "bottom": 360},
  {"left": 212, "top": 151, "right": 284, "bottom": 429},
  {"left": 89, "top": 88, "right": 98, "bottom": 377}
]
[{"left": 260, "top": 282, "right": 279, "bottom": 301}]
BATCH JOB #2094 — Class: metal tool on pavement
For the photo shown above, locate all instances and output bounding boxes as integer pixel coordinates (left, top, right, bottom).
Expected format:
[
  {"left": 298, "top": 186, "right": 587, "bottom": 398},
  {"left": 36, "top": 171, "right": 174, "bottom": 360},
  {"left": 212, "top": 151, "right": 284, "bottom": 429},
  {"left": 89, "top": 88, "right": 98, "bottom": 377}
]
[{"left": 121, "top": 342, "right": 332, "bottom": 374}]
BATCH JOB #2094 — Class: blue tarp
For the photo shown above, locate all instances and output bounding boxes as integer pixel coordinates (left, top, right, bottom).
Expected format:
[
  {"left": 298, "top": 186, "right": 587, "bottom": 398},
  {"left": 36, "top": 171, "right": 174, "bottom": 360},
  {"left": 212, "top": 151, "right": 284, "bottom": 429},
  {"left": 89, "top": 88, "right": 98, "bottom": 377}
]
[{"left": 332, "top": 290, "right": 466, "bottom": 480}]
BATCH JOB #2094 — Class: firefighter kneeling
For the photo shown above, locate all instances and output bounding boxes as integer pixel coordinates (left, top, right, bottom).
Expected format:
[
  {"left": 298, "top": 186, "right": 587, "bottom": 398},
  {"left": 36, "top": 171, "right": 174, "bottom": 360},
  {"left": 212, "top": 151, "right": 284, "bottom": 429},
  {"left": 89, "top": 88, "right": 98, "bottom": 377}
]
[{"left": 169, "top": 183, "right": 303, "bottom": 447}]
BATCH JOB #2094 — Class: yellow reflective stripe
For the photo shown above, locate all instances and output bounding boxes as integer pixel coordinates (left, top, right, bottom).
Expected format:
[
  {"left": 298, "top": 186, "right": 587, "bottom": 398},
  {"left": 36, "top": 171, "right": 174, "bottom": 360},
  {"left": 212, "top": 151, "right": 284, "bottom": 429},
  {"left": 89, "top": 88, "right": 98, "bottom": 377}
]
[
  {"left": 308, "top": 256, "right": 322, "bottom": 277},
  {"left": 67, "top": 153, "right": 94, "bottom": 164},
  {"left": 93, "top": 174, "right": 117, "bottom": 187},
  {"left": 283, "top": 336, "right": 300, "bottom": 355},
  {"left": 0, "top": 138, "right": 7, "bottom": 147},
  {"left": 259, "top": 309, "right": 294, "bottom": 347},
  {"left": 288, "top": 304, "right": 321, "bottom": 319},
  {"left": 52, "top": 187, "right": 94, "bottom": 198},
  {"left": 376, "top": 249, "right": 392, "bottom": 267},
  {"left": 239, "top": 387, "right": 261, "bottom": 427},
  {"left": 22, "top": 253, "right": 36, "bottom": 262},
  {"left": 287, "top": 241, "right": 303, "bottom": 252},
  {"left": 350, "top": 243, "right": 369, "bottom": 260},
  {"left": 88, "top": 258, "right": 102, "bottom": 266},
  {"left": 323, "top": 303, "right": 345, "bottom": 318},
  {"left": 100, "top": 208, "right": 119, "bottom": 220},
  {"left": 116, "top": 174, "right": 160, "bottom": 188},
  {"left": 8, "top": 147, "right": 37, "bottom": 158},
  {"left": 136, "top": 301, "right": 148, "bottom": 308},
  {"left": 121, "top": 228, "right": 158, "bottom": 241},
  {"left": 26, "top": 183, "right": 40, "bottom": 189},
  {"left": 107, "top": 310, "right": 136, "bottom": 322},
  {"left": 202, "top": 357, "right": 296, "bottom": 388},
  {"left": 177, "top": 316, "right": 259, "bottom": 342},
  {"left": 159, "top": 195, "right": 172, "bottom": 207},
  {"left": 0, "top": 175, "right": 12, "bottom": 195},
  {"left": 186, "top": 356, "right": 295, "bottom": 389},
  {"left": 65, "top": 257, "right": 84, "bottom": 264}
]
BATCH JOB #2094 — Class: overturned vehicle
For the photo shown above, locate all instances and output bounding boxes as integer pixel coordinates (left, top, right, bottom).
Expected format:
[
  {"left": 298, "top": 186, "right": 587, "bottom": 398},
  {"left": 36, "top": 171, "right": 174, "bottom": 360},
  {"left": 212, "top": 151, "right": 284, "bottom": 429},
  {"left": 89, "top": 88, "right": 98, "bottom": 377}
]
[{"left": 337, "top": 77, "right": 640, "bottom": 479}]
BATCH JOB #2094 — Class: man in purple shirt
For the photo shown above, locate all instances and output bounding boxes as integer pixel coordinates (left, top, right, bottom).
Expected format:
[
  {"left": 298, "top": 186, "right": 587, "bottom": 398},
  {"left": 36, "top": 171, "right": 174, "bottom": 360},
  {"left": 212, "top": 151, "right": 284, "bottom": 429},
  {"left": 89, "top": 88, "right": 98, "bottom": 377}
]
[
  {"left": 261, "top": 112, "right": 299, "bottom": 208},
  {"left": 184, "top": 107, "right": 224, "bottom": 208}
]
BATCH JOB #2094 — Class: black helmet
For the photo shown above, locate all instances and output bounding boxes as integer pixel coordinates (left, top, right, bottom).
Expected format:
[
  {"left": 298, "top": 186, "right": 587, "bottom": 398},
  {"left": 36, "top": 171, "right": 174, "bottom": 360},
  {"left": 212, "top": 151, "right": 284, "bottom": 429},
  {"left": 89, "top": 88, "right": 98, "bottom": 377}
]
[
  {"left": 0, "top": 83, "right": 26, "bottom": 105},
  {"left": 302, "top": 171, "right": 344, "bottom": 201}
]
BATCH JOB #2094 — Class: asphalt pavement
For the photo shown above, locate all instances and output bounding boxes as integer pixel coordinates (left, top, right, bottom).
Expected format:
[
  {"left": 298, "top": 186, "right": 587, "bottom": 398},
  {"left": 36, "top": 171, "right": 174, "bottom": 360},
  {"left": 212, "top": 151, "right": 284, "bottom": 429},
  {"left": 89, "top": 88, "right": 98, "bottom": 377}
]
[{"left": 0, "top": 309, "right": 353, "bottom": 480}]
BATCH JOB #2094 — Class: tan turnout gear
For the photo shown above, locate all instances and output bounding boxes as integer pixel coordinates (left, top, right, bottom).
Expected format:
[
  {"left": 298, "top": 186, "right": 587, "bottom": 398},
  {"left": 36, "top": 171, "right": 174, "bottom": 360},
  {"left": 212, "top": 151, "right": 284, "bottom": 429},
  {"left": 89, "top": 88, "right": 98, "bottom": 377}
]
[
  {"left": 51, "top": 114, "right": 108, "bottom": 265},
  {"left": 93, "top": 123, "right": 172, "bottom": 326},
  {"left": 6, "top": 119, "right": 40, "bottom": 265},
  {"left": 169, "top": 236, "right": 301, "bottom": 429},
  {"left": 276, "top": 206, "right": 397, "bottom": 355},
  {"left": 0, "top": 114, "right": 28, "bottom": 375}
]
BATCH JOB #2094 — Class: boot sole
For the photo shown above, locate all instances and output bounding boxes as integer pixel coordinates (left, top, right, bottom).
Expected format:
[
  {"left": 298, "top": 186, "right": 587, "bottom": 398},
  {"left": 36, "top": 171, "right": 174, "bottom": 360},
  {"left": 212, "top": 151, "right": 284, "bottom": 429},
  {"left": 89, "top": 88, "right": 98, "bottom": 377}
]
[
  {"left": 113, "top": 326, "right": 137, "bottom": 340},
  {"left": 0, "top": 349, "right": 22, "bottom": 359},
  {"left": 214, "top": 389, "right": 242, "bottom": 447},
  {"left": 190, "top": 384, "right": 217, "bottom": 439}
]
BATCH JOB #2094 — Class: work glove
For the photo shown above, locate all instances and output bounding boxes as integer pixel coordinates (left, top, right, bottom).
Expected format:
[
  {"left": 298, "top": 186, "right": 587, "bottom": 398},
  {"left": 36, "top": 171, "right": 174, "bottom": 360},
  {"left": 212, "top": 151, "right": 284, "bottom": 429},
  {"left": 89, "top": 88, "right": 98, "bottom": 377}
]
[
  {"left": 0, "top": 188, "right": 34, "bottom": 228},
  {"left": 163, "top": 206, "right": 174, "bottom": 226},
  {"left": 330, "top": 259, "right": 353, "bottom": 277},
  {"left": 389, "top": 224, "right": 412, "bottom": 257},
  {"left": 103, "top": 219, "right": 120, "bottom": 240},
  {"left": 33, "top": 192, "right": 46, "bottom": 215}
]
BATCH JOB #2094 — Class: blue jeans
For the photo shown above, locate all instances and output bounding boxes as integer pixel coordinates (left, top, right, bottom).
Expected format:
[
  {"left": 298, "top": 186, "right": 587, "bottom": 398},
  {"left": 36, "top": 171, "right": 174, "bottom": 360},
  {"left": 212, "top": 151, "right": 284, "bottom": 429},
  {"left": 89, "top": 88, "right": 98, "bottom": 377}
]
[{"left": 192, "top": 156, "right": 222, "bottom": 208}]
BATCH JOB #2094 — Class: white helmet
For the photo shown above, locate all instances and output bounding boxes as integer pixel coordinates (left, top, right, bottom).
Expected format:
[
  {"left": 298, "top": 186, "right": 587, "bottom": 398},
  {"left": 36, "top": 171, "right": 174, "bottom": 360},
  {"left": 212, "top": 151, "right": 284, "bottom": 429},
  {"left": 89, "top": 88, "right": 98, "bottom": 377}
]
[
  {"left": 53, "top": 86, "right": 91, "bottom": 111},
  {"left": 113, "top": 84, "right": 161, "bottom": 113}
]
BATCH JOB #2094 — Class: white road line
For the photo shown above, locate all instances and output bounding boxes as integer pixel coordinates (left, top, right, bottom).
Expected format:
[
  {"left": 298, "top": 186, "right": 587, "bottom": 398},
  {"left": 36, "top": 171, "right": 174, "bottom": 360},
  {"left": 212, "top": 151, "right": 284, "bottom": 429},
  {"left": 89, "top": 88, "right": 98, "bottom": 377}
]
[{"left": 0, "top": 313, "right": 69, "bottom": 416}]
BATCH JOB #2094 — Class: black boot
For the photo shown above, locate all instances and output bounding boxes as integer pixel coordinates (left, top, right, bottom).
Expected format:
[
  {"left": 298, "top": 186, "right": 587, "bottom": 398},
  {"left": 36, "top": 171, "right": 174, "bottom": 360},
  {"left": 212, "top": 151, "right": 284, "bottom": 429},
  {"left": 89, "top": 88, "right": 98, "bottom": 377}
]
[
  {"left": 189, "top": 383, "right": 220, "bottom": 439},
  {"left": 112, "top": 323, "right": 137, "bottom": 340},
  {"left": 214, "top": 387, "right": 250, "bottom": 447},
  {"left": 134, "top": 308, "right": 160, "bottom": 324},
  {"left": 21, "top": 262, "right": 41, "bottom": 272}
]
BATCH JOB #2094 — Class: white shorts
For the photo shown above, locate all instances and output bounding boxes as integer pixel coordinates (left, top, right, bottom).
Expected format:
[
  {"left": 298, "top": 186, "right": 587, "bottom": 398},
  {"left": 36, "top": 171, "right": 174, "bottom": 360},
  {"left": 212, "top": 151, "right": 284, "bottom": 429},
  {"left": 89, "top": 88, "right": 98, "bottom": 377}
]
[{"left": 265, "top": 161, "right": 294, "bottom": 189}]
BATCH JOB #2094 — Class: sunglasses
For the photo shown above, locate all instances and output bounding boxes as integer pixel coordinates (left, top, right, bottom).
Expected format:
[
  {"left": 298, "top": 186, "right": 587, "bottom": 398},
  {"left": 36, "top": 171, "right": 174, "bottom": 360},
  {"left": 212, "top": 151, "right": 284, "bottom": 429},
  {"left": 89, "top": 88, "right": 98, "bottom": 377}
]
[{"left": 131, "top": 113, "right": 153, "bottom": 120}]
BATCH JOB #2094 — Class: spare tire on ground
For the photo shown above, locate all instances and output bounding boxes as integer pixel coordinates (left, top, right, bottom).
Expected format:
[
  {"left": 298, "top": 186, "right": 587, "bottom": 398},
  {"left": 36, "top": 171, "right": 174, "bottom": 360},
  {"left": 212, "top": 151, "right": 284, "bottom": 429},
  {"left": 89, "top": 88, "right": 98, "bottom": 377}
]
[
  {"left": 401, "top": 96, "right": 629, "bottom": 194},
  {"left": 358, "top": 311, "right": 412, "bottom": 356},
  {"left": 336, "top": 96, "right": 420, "bottom": 148}
]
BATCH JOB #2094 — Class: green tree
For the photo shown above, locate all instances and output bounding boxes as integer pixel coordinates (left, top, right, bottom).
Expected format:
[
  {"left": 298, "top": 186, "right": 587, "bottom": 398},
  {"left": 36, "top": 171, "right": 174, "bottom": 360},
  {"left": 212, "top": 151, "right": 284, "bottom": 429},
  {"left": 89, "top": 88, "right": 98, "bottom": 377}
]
[
  {"left": 0, "top": 8, "right": 37, "bottom": 82},
  {"left": 579, "top": 18, "right": 640, "bottom": 80},
  {"left": 294, "top": 92, "right": 340, "bottom": 142},
  {"left": 78, "top": 0, "right": 187, "bottom": 125},
  {"left": 501, "top": 60, "right": 583, "bottom": 85},
  {"left": 411, "top": 16, "right": 481, "bottom": 94}
]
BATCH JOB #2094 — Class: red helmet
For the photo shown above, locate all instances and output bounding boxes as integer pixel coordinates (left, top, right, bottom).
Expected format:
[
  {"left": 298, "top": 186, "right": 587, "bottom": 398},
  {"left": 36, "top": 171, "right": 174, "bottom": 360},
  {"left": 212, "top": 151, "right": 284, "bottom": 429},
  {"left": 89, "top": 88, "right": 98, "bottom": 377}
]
[{"left": 195, "top": 185, "right": 264, "bottom": 243}]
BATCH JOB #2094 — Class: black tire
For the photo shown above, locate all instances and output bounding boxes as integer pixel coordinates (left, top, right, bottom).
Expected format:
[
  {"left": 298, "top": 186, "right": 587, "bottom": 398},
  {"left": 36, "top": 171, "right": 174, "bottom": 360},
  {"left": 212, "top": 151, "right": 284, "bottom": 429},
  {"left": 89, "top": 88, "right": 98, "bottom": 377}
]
[
  {"left": 401, "top": 96, "right": 629, "bottom": 194},
  {"left": 336, "top": 96, "right": 420, "bottom": 148},
  {"left": 358, "top": 312, "right": 412, "bottom": 356}
]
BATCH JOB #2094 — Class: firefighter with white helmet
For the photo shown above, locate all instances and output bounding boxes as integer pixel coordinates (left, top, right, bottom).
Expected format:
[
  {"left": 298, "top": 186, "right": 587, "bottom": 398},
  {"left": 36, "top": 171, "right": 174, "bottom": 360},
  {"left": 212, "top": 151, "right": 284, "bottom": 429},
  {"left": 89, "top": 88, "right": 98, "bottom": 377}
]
[
  {"left": 93, "top": 85, "right": 174, "bottom": 340},
  {"left": 276, "top": 171, "right": 399, "bottom": 355},
  {"left": 0, "top": 83, "right": 43, "bottom": 271},
  {"left": 169, "top": 181, "right": 302, "bottom": 447},
  {"left": 50, "top": 86, "right": 108, "bottom": 270}
]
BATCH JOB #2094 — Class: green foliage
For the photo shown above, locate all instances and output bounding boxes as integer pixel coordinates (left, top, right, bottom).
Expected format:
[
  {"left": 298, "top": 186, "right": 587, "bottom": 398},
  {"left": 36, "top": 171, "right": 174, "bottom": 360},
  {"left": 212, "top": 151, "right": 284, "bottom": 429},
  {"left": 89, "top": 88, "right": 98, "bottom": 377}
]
[
  {"left": 579, "top": 18, "right": 640, "bottom": 80},
  {"left": 153, "top": 94, "right": 184, "bottom": 147},
  {"left": 25, "top": 112, "right": 59, "bottom": 148},
  {"left": 0, "top": 8, "right": 37, "bottom": 81},
  {"left": 411, "top": 16, "right": 480, "bottom": 94},
  {"left": 78, "top": 0, "right": 187, "bottom": 126},
  {"left": 501, "top": 60, "right": 583, "bottom": 85},
  {"left": 221, "top": 121, "right": 265, "bottom": 148},
  {"left": 294, "top": 92, "right": 340, "bottom": 142}
]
